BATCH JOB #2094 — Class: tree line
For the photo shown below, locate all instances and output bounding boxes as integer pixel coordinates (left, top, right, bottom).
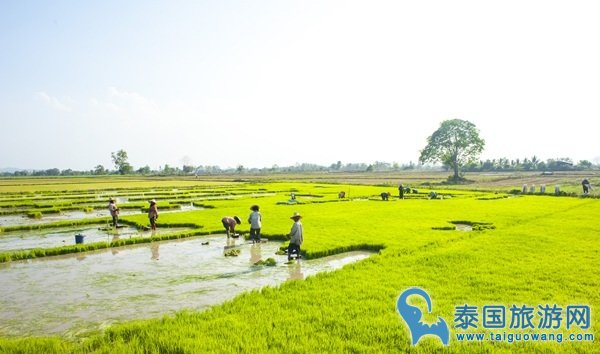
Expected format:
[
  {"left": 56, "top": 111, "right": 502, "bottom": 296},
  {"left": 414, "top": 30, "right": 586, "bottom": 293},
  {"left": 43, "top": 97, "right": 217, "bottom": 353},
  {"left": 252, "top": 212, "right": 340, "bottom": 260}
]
[
  {"left": 2, "top": 119, "right": 598, "bottom": 178},
  {"left": 3, "top": 156, "right": 595, "bottom": 177}
]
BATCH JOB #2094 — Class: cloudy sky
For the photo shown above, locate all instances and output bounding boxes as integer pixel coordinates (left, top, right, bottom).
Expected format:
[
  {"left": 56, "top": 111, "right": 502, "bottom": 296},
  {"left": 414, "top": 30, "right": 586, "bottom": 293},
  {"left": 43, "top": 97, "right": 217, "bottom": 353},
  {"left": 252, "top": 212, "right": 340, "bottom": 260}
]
[{"left": 1, "top": 1, "right": 599, "bottom": 170}]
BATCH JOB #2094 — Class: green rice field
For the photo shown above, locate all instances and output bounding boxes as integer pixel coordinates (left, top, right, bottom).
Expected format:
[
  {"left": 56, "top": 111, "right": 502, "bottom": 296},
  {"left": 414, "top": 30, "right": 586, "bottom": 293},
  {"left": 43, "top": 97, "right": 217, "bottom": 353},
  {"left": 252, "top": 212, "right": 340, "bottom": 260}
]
[{"left": 0, "top": 173, "right": 598, "bottom": 353}]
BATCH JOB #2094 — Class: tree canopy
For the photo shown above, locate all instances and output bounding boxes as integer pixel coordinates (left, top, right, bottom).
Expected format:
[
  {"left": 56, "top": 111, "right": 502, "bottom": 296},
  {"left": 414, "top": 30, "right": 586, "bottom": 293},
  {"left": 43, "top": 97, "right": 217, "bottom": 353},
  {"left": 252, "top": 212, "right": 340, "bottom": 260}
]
[
  {"left": 419, "top": 119, "right": 485, "bottom": 181},
  {"left": 111, "top": 149, "right": 133, "bottom": 175}
]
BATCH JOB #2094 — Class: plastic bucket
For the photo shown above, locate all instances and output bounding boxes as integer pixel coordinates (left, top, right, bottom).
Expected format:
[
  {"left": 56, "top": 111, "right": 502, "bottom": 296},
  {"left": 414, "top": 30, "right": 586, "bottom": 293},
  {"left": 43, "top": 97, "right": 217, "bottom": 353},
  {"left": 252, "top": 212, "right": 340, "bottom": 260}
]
[{"left": 75, "top": 234, "right": 85, "bottom": 244}]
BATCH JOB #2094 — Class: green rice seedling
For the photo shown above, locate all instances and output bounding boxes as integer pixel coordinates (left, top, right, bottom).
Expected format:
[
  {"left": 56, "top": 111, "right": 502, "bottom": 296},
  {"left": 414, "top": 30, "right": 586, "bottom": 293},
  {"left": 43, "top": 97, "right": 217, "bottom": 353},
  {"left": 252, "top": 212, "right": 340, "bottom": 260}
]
[
  {"left": 26, "top": 211, "right": 42, "bottom": 219},
  {"left": 1, "top": 178, "right": 599, "bottom": 353},
  {"left": 224, "top": 249, "right": 240, "bottom": 257},
  {"left": 253, "top": 257, "right": 276, "bottom": 266}
]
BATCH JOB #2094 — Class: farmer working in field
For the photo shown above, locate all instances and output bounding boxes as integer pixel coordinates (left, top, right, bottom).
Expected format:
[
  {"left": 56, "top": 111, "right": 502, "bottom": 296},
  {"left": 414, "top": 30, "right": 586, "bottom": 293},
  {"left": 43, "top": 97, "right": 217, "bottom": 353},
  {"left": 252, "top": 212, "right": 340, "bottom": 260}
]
[
  {"left": 222, "top": 216, "right": 241, "bottom": 238},
  {"left": 582, "top": 178, "right": 592, "bottom": 195},
  {"left": 287, "top": 212, "right": 303, "bottom": 261},
  {"left": 148, "top": 199, "right": 159, "bottom": 231},
  {"left": 248, "top": 205, "right": 262, "bottom": 243},
  {"left": 108, "top": 198, "right": 119, "bottom": 227}
]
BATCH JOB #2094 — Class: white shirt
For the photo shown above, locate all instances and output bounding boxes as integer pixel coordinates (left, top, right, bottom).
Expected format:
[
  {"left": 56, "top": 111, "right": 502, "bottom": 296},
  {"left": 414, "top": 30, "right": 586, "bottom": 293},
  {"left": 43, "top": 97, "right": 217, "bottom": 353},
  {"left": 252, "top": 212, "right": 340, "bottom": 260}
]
[{"left": 248, "top": 211, "right": 262, "bottom": 229}]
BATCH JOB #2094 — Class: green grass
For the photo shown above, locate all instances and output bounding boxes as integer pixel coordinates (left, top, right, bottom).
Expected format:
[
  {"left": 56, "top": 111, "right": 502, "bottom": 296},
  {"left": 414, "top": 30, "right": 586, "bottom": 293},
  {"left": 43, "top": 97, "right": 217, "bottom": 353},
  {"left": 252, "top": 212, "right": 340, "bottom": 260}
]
[{"left": 0, "top": 178, "right": 598, "bottom": 353}]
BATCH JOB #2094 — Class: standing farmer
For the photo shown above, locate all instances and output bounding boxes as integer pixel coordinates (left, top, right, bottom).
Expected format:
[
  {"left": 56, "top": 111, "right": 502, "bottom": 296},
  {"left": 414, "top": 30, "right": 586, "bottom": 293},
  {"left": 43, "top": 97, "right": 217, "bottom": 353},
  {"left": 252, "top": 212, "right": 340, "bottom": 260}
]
[
  {"left": 108, "top": 198, "right": 119, "bottom": 227},
  {"left": 582, "top": 178, "right": 592, "bottom": 195},
  {"left": 222, "top": 216, "right": 241, "bottom": 238},
  {"left": 248, "top": 205, "right": 262, "bottom": 243},
  {"left": 398, "top": 184, "right": 404, "bottom": 199},
  {"left": 287, "top": 212, "right": 303, "bottom": 261},
  {"left": 148, "top": 199, "right": 159, "bottom": 231}
]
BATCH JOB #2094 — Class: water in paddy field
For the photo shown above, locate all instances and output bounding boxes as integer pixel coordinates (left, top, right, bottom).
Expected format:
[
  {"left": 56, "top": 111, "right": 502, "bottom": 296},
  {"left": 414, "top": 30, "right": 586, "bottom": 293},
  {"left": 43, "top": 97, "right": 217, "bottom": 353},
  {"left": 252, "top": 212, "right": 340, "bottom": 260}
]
[
  {"left": 454, "top": 224, "right": 473, "bottom": 231},
  {"left": 0, "top": 226, "right": 193, "bottom": 252},
  {"left": 0, "top": 210, "right": 141, "bottom": 227},
  {"left": 0, "top": 205, "right": 204, "bottom": 227},
  {"left": 0, "top": 235, "right": 372, "bottom": 338}
]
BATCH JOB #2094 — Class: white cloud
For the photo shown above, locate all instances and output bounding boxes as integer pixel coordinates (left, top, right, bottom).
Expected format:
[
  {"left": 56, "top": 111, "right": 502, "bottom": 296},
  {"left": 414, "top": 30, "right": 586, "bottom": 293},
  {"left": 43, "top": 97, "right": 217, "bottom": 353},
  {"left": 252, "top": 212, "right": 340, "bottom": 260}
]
[
  {"left": 35, "top": 91, "right": 73, "bottom": 112},
  {"left": 104, "top": 87, "right": 159, "bottom": 119}
]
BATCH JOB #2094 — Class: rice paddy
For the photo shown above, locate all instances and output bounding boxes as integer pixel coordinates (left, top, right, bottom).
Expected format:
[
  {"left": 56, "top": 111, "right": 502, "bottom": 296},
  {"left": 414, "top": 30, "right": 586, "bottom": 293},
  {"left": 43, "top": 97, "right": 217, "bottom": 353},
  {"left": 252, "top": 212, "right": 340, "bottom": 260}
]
[{"left": 0, "top": 175, "right": 598, "bottom": 353}]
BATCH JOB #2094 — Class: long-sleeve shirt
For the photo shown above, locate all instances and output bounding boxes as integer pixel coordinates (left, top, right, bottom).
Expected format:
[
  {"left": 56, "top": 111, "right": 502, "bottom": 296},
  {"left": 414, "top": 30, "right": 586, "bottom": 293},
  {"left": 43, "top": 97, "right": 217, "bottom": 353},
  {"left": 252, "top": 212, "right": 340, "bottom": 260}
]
[
  {"left": 108, "top": 203, "right": 118, "bottom": 217},
  {"left": 289, "top": 221, "right": 303, "bottom": 245},
  {"left": 248, "top": 211, "right": 262, "bottom": 229},
  {"left": 148, "top": 204, "right": 158, "bottom": 218}
]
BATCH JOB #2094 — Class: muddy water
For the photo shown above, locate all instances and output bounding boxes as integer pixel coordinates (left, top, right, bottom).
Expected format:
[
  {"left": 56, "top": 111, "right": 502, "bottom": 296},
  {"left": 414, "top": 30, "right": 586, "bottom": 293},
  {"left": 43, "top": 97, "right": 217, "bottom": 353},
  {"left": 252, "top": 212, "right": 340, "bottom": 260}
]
[
  {"left": 0, "top": 235, "right": 372, "bottom": 338},
  {"left": 0, "top": 226, "right": 193, "bottom": 252},
  {"left": 0, "top": 205, "right": 205, "bottom": 227},
  {"left": 0, "top": 210, "right": 141, "bottom": 227},
  {"left": 454, "top": 223, "right": 473, "bottom": 231}
]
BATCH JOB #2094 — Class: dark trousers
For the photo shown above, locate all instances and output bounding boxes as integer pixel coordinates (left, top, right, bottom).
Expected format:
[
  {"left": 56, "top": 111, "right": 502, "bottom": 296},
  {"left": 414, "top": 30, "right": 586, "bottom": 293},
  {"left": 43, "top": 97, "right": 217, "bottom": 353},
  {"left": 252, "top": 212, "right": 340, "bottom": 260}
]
[
  {"left": 149, "top": 217, "right": 157, "bottom": 230},
  {"left": 250, "top": 228, "right": 261, "bottom": 242},
  {"left": 112, "top": 215, "right": 118, "bottom": 226},
  {"left": 288, "top": 243, "right": 301, "bottom": 260}
]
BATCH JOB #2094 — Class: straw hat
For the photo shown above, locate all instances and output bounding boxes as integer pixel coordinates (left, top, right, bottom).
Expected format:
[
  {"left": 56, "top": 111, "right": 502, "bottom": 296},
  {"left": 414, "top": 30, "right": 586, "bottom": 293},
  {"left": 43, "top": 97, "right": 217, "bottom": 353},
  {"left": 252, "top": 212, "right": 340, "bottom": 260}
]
[
  {"left": 149, "top": 199, "right": 156, "bottom": 204},
  {"left": 290, "top": 212, "right": 302, "bottom": 219}
]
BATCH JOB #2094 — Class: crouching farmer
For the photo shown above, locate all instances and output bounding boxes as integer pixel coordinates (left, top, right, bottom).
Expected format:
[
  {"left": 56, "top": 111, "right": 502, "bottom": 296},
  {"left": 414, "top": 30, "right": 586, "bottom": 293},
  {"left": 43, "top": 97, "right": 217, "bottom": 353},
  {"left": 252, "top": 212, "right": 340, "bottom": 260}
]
[
  {"left": 287, "top": 212, "right": 303, "bottom": 261},
  {"left": 222, "top": 216, "right": 241, "bottom": 238}
]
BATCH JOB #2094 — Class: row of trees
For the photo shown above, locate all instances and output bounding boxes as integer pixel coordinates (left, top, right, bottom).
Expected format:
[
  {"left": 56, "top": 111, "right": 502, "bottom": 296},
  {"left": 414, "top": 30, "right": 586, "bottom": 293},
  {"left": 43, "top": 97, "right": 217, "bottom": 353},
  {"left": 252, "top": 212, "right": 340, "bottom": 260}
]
[
  {"left": 2, "top": 121, "right": 597, "bottom": 178},
  {"left": 463, "top": 157, "right": 592, "bottom": 172},
  {"left": 8, "top": 157, "right": 592, "bottom": 177},
  {"left": 417, "top": 119, "right": 595, "bottom": 180}
]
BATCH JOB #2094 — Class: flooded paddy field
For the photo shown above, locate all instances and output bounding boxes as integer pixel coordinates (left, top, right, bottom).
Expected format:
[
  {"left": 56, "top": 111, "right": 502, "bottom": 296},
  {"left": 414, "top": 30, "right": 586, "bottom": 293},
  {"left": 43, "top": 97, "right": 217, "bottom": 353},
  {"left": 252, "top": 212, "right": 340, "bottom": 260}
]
[
  {"left": 0, "top": 234, "right": 372, "bottom": 338},
  {"left": 0, "top": 204, "right": 206, "bottom": 227},
  {"left": 0, "top": 210, "right": 141, "bottom": 227},
  {"left": 0, "top": 225, "right": 193, "bottom": 252}
]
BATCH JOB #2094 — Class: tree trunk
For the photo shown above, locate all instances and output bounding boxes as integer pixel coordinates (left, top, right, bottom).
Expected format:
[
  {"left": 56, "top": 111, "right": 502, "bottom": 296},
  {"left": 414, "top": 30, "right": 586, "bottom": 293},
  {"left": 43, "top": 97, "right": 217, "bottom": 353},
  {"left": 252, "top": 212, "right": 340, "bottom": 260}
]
[
  {"left": 453, "top": 164, "right": 459, "bottom": 181},
  {"left": 452, "top": 152, "right": 459, "bottom": 181}
]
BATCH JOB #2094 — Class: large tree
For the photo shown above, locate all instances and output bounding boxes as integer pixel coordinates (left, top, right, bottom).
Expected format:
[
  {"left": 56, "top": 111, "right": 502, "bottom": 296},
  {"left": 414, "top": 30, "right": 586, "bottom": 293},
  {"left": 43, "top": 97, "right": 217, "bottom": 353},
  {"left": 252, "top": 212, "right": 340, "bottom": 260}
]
[
  {"left": 419, "top": 119, "right": 485, "bottom": 181},
  {"left": 111, "top": 149, "right": 133, "bottom": 175}
]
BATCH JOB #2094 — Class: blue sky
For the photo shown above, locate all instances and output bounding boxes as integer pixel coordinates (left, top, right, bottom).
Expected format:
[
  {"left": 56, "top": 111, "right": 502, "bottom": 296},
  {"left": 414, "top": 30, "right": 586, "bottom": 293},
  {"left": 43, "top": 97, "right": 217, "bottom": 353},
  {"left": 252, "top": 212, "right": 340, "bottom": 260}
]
[{"left": 1, "top": 1, "right": 599, "bottom": 170}]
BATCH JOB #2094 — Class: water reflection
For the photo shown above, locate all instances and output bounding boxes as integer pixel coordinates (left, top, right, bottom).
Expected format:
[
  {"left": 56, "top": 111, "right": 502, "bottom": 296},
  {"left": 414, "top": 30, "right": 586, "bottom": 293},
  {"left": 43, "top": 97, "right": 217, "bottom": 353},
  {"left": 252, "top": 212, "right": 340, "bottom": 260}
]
[
  {"left": 250, "top": 244, "right": 261, "bottom": 265},
  {"left": 287, "top": 261, "right": 304, "bottom": 280},
  {"left": 151, "top": 243, "right": 160, "bottom": 260},
  {"left": 224, "top": 237, "right": 236, "bottom": 250},
  {"left": 0, "top": 236, "right": 372, "bottom": 338}
]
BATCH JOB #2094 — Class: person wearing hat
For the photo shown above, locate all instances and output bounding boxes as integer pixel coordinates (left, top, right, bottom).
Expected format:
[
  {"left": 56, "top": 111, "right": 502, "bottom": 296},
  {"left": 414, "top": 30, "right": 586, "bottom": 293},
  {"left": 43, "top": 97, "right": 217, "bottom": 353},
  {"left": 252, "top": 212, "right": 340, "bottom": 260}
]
[
  {"left": 148, "top": 199, "right": 159, "bottom": 231},
  {"left": 247, "top": 205, "right": 262, "bottom": 243},
  {"left": 582, "top": 178, "right": 592, "bottom": 195},
  {"left": 222, "top": 216, "right": 241, "bottom": 238},
  {"left": 108, "top": 198, "right": 119, "bottom": 227},
  {"left": 287, "top": 212, "right": 303, "bottom": 261}
]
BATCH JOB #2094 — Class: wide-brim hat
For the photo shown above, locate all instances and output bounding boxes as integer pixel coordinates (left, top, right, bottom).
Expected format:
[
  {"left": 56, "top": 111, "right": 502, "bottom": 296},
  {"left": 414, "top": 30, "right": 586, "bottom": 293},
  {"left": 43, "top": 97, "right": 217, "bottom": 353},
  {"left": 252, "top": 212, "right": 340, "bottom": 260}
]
[
  {"left": 290, "top": 212, "right": 302, "bottom": 219},
  {"left": 233, "top": 216, "right": 241, "bottom": 224},
  {"left": 109, "top": 198, "right": 114, "bottom": 202},
  {"left": 149, "top": 199, "right": 156, "bottom": 204}
]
